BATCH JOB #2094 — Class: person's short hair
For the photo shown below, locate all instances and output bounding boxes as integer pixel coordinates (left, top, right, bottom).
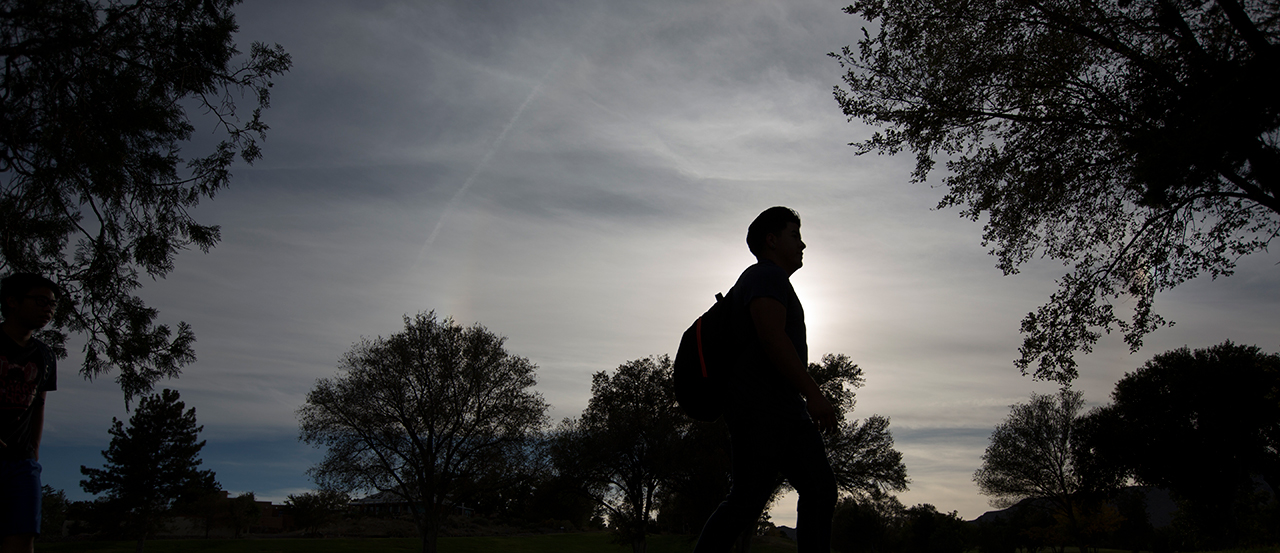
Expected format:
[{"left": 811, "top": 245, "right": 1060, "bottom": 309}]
[
  {"left": 746, "top": 206, "right": 801, "bottom": 257},
  {"left": 1, "top": 273, "right": 60, "bottom": 319}
]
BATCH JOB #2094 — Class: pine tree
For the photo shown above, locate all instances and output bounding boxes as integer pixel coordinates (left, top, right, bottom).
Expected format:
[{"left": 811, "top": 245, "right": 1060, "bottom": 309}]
[{"left": 81, "top": 389, "right": 218, "bottom": 552}]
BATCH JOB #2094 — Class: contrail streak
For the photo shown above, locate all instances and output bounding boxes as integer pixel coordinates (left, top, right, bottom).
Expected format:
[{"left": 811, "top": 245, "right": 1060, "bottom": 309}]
[{"left": 414, "top": 50, "right": 569, "bottom": 267}]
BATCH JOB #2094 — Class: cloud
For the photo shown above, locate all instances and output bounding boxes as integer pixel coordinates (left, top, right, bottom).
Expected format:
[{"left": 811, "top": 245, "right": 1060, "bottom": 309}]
[{"left": 37, "top": 0, "right": 1280, "bottom": 521}]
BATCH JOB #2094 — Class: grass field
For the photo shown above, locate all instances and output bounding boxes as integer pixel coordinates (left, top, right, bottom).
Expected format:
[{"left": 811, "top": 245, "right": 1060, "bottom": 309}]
[
  {"left": 36, "top": 533, "right": 803, "bottom": 553},
  {"left": 36, "top": 536, "right": 1280, "bottom": 553}
]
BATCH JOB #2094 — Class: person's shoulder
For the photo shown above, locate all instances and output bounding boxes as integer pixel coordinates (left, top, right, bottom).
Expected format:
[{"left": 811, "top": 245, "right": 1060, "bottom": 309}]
[
  {"left": 733, "top": 262, "right": 792, "bottom": 304},
  {"left": 27, "top": 336, "right": 55, "bottom": 364},
  {"left": 739, "top": 261, "right": 788, "bottom": 282}
]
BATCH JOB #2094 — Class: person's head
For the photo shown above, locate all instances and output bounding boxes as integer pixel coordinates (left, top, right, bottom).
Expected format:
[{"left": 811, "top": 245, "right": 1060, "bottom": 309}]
[
  {"left": 1, "top": 273, "right": 59, "bottom": 327},
  {"left": 746, "top": 206, "right": 804, "bottom": 271}
]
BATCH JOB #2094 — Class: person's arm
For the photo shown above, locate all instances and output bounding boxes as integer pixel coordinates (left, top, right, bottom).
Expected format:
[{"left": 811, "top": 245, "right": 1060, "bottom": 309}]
[
  {"left": 32, "top": 392, "right": 45, "bottom": 460},
  {"left": 749, "top": 297, "right": 838, "bottom": 431}
]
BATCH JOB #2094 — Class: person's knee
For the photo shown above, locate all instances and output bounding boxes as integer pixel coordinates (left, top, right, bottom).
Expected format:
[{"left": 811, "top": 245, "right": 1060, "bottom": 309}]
[
  {"left": 811, "top": 482, "right": 837, "bottom": 508},
  {"left": 724, "top": 487, "right": 775, "bottom": 513},
  {"left": 797, "top": 471, "right": 837, "bottom": 509}
]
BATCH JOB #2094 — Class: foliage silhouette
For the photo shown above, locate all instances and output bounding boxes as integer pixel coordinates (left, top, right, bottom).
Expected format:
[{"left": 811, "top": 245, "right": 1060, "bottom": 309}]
[
  {"left": 40, "top": 485, "right": 70, "bottom": 541},
  {"left": 556, "top": 353, "right": 907, "bottom": 553},
  {"left": 80, "top": 388, "right": 217, "bottom": 552},
  {"left": 284, "top": 489, "right": 349, "bottom": 536},
  {"left": 974, "top": 390, "right": 1094, "bottom": 551},
  {"left": 833, "top": 0, "right": 1280, "bottom": 383},
  {"left": 809, "top": 354, "right": 908, "bottom": 499},
  {"left": 0, "top": 0, "right": 291, "bottom": 402},
  {"left": 299, "top": 311, "right": 548, "bottom": 553},
  {"left": 224, "top": 492, "right": 260, "bottom": 539},
  {"left": 1095, "top": 341, "right": 1280, "bottom": 548},
  {"left": 553, "top": 355, "right": 684, "bottom": 553}
]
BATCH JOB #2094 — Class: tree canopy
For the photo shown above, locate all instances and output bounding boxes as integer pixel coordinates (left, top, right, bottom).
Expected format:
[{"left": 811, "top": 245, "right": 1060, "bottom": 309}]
[
  {"left": 0, "top": 0, "right": 291, "bottom": 402},
  {"left": 555, "top": 353, "right": 908, "bottom": 553},
  {"left": 974, "top": 390, "right": 1093, "bottom": 549},
  {"left": 80, "top": 388, "right": 218, "bottom": 551},
  {"left": 283, "top": 489, "right": 349, "bottom": 536},
  {"left": 809, "top": 353, "right": 909, "bottom": 499},
  {"left": 553, "top": 355, "right": 685, "bottom": 553},
  {"left": 833, "top": 0, "right": 1279, "bottom": 383},
  {"left": 298, "top": 312, "right": 548, "bottom": 553},
  {"left": 1094, "top": 341, "right": 1280, "bottom": 547}
]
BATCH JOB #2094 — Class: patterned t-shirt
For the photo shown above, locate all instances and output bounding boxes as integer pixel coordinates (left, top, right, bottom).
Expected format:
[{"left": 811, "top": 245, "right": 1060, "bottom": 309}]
[{"left": 0, "top": 332, "right": 56, "bottom": 460}]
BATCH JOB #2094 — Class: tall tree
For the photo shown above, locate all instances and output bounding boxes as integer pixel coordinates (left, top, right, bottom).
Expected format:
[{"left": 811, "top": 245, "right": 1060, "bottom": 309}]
[
  {"left": 974, "top": 390, "right": 1091, "bottom": 551},
  {"left": 298, "top": 312, "right": 549, "bottom": 553},
  {"left": 223, "top": 491, "right": 260, "bottom": 539},
  {"left": 80, "top": 388, "right": 218, "bottom": 553},
  {"left": 0, "top": 0, "right": 292, "bottom": 402},
  {"left": 833, "top": 0, "right": 1279, "bottom": 384},
  {"left": 1098, "top": 341, "right": 1280, "bottom": 548},
  {"left": 809, "top": 354, "right": 909, "bottom": 499},
  {"left": 40, "top": 485, "right": 70, "bottom": 539},
  {"left": 553, "top": 355, "right": 685, "bottom": 553},
  {"left": 562, "top": 354, "right": 908, "bottom": 553},
  {"left": 284, "top": 489, "right": 349, "bottom": 535}
]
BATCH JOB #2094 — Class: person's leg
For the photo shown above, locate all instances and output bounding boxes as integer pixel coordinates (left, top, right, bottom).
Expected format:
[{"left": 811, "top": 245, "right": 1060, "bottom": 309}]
[
  {"left": 0, "top": 535, "right": 34, "bottom": 553},
  {"left": 0, "top": 459, "right": 41, "bottom": 553},
  {"left": 693, "top": 419, "right": 780, "bottom": 553},
  {"left": 779, "top": 421, "right": 837, "bottom": 553}
]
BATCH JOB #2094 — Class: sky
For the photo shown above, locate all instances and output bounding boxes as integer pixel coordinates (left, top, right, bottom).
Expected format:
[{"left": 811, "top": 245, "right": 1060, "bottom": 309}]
[{"left": 38, "top": 0, "right": 1280, "bottom": 526}]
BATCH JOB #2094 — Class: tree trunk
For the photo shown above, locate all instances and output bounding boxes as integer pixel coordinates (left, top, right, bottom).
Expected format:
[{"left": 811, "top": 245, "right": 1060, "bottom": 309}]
[
  {"left": 135, "top": 536, "right": 146, "bottom": 553},
  {"left": 417, "top": 507, "right": 443, "bottom": 553},
  {"left": 627, "top": 492, "right": 648, "bottom": 553}
]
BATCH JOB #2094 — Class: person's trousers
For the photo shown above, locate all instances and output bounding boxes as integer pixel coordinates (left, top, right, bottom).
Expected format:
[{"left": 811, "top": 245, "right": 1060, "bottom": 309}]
[
  {"left": 0, "top": 458, "right": 43, "bottom": 536},
  {"left": 694, "top": 415, "right": 836, "bottom": 553}
]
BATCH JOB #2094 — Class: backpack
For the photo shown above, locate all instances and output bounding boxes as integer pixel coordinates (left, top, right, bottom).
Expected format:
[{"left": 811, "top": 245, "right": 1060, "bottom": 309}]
[{"left": 674, "top": 290, "right": 737, "bottom": 422}]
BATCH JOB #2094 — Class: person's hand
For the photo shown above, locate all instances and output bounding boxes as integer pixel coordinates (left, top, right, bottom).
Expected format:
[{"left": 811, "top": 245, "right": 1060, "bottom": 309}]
[{"left": 806, "top": 394, "right": 838, "bottom": 434}]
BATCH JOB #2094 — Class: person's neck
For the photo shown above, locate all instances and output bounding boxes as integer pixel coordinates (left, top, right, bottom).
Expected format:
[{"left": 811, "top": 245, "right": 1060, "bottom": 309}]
[
  {"left": 756, "top": 254, "right": 797, "bottom": 276},
  {"left": 1, "top": 319, "right": 33, "bottom": 347}
]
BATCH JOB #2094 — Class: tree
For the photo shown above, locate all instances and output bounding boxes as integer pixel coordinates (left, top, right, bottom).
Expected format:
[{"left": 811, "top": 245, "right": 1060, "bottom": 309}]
[
  {"left": 833, "top": 0, "right": 1279, "bottom": 384},
  {"left": 0, "top": 0, "right": 292, "bottom": 402},
  {"left": 1097, "top": 341, "right": 1280, "bottom": 548},
  {"left": 40, "top": 485, "right": 69, "bottom": 540},
  {"left": 809, "top": 354, "right": 909, "bottom": 499},
  {"left": 174, "top": 488, "right": 226, "bottom": 539},
  {"left": 284, "top": 489, "right": 348, "bottom": 535},
  {"left": 80, "top": 388, "right": 217, "bottom": 553},
  {"left": 830, "top": 491, "right": 906, "bottom": 553},
  {"left": 655, "top": 419, "right": 732, "bottom": 536},
  {"left": 223, "top": 491, "right": 260, "bottom": 538},
  {"left": 901, "top": 504, "right": 971, "bottom": 553},
  {"left": 553, "top": 355, "right": 686, "bottom": 553},
  {"left": 560, "top": 353, "right": 908, "bottom": 553},
  {"left": 974, "top": 390, "right": 1092, "bottom": 551},
  {"left": 298, "top": 311, "right": 549, "bottom": 553}
]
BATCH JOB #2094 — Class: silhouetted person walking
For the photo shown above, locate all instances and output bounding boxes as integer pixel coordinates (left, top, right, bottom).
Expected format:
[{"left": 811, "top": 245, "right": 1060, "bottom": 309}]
[
  {"left": 694, "top": 207, "right": 838, "bottom": 553},
  {"left": 0, "top": 274, "right": 58, "bottom": 553}
]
